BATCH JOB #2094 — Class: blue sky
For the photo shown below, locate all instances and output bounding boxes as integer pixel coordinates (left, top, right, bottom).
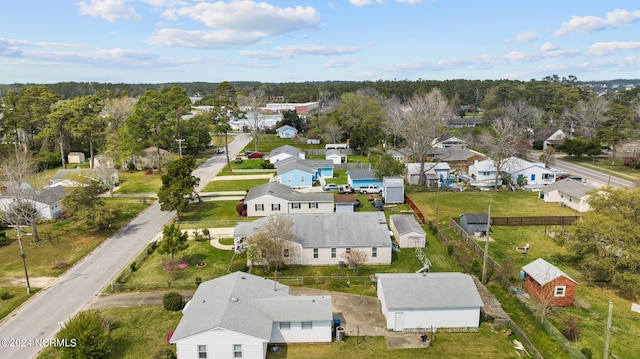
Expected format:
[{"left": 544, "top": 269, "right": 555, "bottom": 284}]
[{"left": 1, "top": 1, "right": 639, "bottom": 84}]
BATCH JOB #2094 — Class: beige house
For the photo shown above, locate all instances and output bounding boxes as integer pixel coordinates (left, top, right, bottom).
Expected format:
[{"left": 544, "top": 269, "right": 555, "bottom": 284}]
[
  {"left": 390, "top": 214, "right": 426, "bottom": 248},
  {"left": 67, "top": 152, "right": 85, "bottom": 164},
  {"left": 539, "top": 178, "right": 596, "bottom": 212},
  {"left": 245, "top": 182, "right": 334, "bottom": 217}
]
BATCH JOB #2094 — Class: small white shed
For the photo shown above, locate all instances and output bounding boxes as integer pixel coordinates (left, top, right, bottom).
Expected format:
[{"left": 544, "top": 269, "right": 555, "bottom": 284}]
[
  {"left": 390, "top": 214, "right": 425, "bottom": 248},
  {"left": 67, "top": 152, "right": 85, "bottom": 164},
  {"left": 376, "top": 273, "right": 483, "bottom": 331},
  {"left": 382, "top": 176, "right": 404, "bottom": 204}
]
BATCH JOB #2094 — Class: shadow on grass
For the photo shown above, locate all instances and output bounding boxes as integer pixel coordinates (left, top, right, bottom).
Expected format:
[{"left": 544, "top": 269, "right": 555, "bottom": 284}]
[{"left": 181, "top": 253, "right": 208, "bottom": 265}]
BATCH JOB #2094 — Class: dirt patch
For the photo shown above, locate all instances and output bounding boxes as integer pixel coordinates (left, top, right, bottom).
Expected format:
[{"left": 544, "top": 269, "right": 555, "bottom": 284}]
[{"left": 5, "top": 276, "right": 57, "bottom": 288}]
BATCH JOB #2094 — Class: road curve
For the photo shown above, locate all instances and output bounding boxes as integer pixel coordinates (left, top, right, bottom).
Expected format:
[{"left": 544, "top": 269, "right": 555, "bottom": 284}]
[{"left": 0, "top": 133, "right": 251, "bottom": 358}]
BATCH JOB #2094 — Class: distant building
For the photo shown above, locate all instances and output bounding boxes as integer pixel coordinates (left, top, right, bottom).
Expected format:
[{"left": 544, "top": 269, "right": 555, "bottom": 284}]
[
  {"left": 522, "top": 258, "right": 578, "bottom": 307},
  {"left": 275, "top": 125, "right": 298, "bottom": 139}
]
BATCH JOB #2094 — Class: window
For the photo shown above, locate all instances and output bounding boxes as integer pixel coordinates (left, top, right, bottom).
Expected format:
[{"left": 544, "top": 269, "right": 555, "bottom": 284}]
[
  {"left": 300, "top": 176, "right": 305, "bottom": 182},
  {"left": 197, "top": 345, "right": 207, "bottom": 359},
  {"left": 255, "top": 204, "right": 264, "bottom": 211},
  {"left": 331, "top": 248, "right": 336, "bottom": 258},
  {"left": 554, "top": 286, "right": 566, "bottom": 297},
  {"left": 283, "top": 248, "right": 290, "bottom": 258},
  {"left": 233, "top": 344, "right": 243, "bottom": 358},
  {"left": 287, "top": 177, "right": 292, "bottom": 183},
  {"left": 309, "top": 202, "right": 318, "bottom": 209},
  {"left": 279, "top": 321, "right": 291, "bottom": 330},
  {"left": 313, "top": 248, "right": 319, "bottom": 258},
  {"left": 302, "top": 321, "right": 313, "bottom": 330},
  {"left": 272, "top": 203, "right": 281, "bottom": 211},
  {"left": 346, "top": 247, "right": 351, "bottom": 254},
  {"left": 372, "top": 247, "right": 377, "bottom": 258},
  {"left": 291, "top": 202, "right": 301, "bottom": 209}
]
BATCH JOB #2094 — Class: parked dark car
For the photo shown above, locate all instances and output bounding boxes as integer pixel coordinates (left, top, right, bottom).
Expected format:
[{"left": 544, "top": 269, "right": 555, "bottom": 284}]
[
  {"left": 354, "top": 199, "right": 362, "bottom": 207},
  {"left": 372, "top": 199, "right": 383, "bottom": 211}
]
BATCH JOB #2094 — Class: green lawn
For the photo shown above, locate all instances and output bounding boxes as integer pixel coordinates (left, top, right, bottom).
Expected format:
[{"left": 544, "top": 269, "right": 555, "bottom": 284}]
[
  {"left": 244, "top": 134, "right": 326, "bottom": 153},
  {"left": 201, "top": 178, "right": 269, "bottom": 192},
  {"left": 37, "top": 306, "right": 182, "bottom": 359},
  {"left": 177, "top": 200, "right": 251, "bottom": 228},
  {"left": 0, "top": 287, "right": 40, "bottom": 320},
  {"left": 115, "top": 170, "right": 163, "bottom": 194}
]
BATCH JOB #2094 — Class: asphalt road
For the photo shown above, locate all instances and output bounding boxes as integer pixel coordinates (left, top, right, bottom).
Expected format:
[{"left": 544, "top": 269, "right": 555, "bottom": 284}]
[
  {"left": 0, "top": 133, "right": 251, "bottom": 358},
  {"left": 551, "top": 157, "right": 634, "bottom": 188}
]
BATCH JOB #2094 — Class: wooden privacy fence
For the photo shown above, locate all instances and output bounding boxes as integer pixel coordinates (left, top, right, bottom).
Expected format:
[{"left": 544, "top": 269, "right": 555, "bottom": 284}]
[
  {"left": 490, "top": 216, "right": 580, "bottom": 226},
  {"left": 405, "top": 195, "right": 426, "bottom": 224}
]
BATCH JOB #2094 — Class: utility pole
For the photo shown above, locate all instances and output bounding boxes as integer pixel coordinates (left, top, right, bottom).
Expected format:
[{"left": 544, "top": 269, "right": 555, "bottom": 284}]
[
  {"left": 482, "top": 200, "right": 492, "bottom": 284},
  {"left": 603, "top": 301, "right": 613, "bottom": 359},
  {"left": 16, "top": 225, "right": 31, "bottom": 295}
]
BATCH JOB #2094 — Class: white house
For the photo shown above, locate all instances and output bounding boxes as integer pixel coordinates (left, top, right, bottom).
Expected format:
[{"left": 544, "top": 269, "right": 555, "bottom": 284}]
[
  {"left": 234, "top": 212, "right": 392, "bottom": 265},
  {"left": 406, "top": 162, "right": 450, "bottom": 186},
  {"left": 0, "top": 186, "right": 67, "bottom": 220},
  {"left": 376, "top": 273, "right": 484, "bottom": 331},
  {"left": 467, "top": 159, "right": 501, "bottom": 188},
  {"left": 501, "top": 157, "right": 556, "bottom": 189},
  {"left": 268, "top": 145, "right": 305, "bottom": 164},
  {"left": 389, "top": 214, "right": 425, "bottom": 248},
  {"left": 533, "top": 128, "right": 567, "bottom": 150},
  {"left": 431, "top": 135, "right": 467, "bottom": 149},
  {"left": 276, "top": 125, "right": 298, "bottom": 139},
  {"left": 48, "top": 168, "right": 119, "bottom": 188},
  {"left": 325, "top": 149, "right": 342, "bottom": 165},
  {"left": 244, "top": 182, "right": 334, "bottom": 217},
  {"left": 170, "top": 272, "right": 332, "bottom": 359},
  {"left": 539, "top": 178, "right": 596, "bottom": 212},
  {"left": 306, "top": 135, "right": 321, "bottom": 145}
]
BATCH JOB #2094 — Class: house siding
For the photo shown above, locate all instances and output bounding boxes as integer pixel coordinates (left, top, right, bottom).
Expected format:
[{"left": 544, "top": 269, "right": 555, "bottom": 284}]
[
  {"left": 278, "top": 169, "right": 313, "bottom": 188},
  {"left": 301, "top": 246, "right": 391, "bottom": 266},
  {"left": 542, "top": 189, "right": 591, "bottom": 212},
  {"left": 174, "top": 328, "right": 268, "bottom": 359},
  {"left": 245, "top": 195, "right": 333, "bottom": 217},
  {"left": 269, "top": 320, "right": 332, "bottom": 343},
  {"left": 349, "top": 178, "right": 382, "bottom": 189},
  {"left": 382, "top": 307, "right": 480, "bottom": 330},
  {"left": 326, "top": 154, "right": 341, "bottom": 165},
  {"left": 523, "top": 275, "right": 577, "bottom": 307}
]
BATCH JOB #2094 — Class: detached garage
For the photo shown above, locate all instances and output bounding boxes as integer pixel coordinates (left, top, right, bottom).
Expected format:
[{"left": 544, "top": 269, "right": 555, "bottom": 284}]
[
  {"left": 390, "top": 214, "right": 425, "bottom": 248},
  {"left": 376, "top": 273, "right": 483, "bottom": 331}
]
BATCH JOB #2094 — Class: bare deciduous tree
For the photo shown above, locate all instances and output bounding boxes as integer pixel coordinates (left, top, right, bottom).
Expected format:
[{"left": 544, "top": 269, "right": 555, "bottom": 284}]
[
  {"left": 323, "top": 120, "right": 343, "bottom": 144},
  {"left": 342, "top": 248, "right": 369, "bottom": 276},
  {"left": 564, "top": 97, "right": 610, "bottom": 138},
  {"left": 240, "top": 89, "right": 267, "bottom": 152},
  {"left": 384, "top": 89, "right": 451, "bottom": 186},
  {"left": 539, "top": 146, "right": 556, "bottom": 168},
  {"left": 479, "top": 117, "right": 527, "bottom": 190},
  {"left": 246, "top": 216, "right": 299, "bottom": 272},
  {"left": 504, "top": 100, "right": 544, "bottom": 132}
]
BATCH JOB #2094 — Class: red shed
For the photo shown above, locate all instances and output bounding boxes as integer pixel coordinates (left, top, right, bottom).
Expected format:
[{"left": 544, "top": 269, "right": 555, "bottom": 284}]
[{"left": 522, "top": 258, "right": 578, "bottom": 307}]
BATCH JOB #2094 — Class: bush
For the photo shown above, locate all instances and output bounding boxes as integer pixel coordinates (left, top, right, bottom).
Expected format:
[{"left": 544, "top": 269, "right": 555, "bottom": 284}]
[
  {"left": 130, "top": 262, "right": 137, "bottom": 272},
  {"left": 55, "top": 310, "right": 110, "bottom": 359},
  {"left": 581, "top": 348, "right": 592, "bottom": 359},
  {"left": 195, "top": 277, "right": 202, "bottom": 286},
  {"left": 1, "top": 291, "right": 14, "bottom": 300},
  {"left": 229, "top": 260, "right": 247, "bottom": 272},
  {"left": 33, "top": 151, "right": 62, "bottom": 171},
  {"left": 154, "top": 348, "right": 177, "bottom": 359},
  {"left": 561, "top": 315, "right": 580, "bottom": 342},
  {"left": 261, "top": 161, "right": 275, "bottom": 169},
  {"left": 163, "top": 292, "right": 184, "bottom": 311},
  {"left": 447, "top": 244, "right": 454, "bottom": 255}
]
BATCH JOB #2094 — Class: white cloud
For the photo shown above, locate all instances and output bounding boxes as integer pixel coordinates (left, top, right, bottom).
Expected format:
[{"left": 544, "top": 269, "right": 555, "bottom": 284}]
[
  {"left": 513, "top": 31, "right": 538, "bottom": 43},
  {"left": 587, "top": 41, "right": 640, "bottom": 56},
  {"left": 349, "top": 0, "right": 385, "bottom": 7},
  {"left": 146, "top": 28, "right": 265, "bottom": 48},
  {"left": 540, "top": 42, "right": 559, "bottom": 52},
  {"left": 238, "top": 50, "right": 291, "bottom": 60},
  {"left": 76, "top": 0, "right": 141, "bottom": 22},
  {"left": 396, "top": 0, "right": 425, "bottom": 4},
  {"left": 555, "top": 9, "right": 640, "bottom": 36},
  {"left": 162, "top": 1, "right": 320, "bottom": 34},
  {"left": 275, "top": 44, "right": 362, "bottom": 56},
  {"left": 324, "top": 58, "right": 357, "bottom": 68}
]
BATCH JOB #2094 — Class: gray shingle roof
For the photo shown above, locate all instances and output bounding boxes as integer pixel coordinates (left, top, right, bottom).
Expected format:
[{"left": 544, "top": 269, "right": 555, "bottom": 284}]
[
  {"left": 269, "top": 145, "right": 301, "bottom": 157},
  {"left": 245, "top": 182, "right": 333, "bottom": 202},
  {"left": 542, "top": 178, "right": 595, "bottom": 199},
  {"left": 377, "top": 273, "right": 484, "bottom": 310},
  {"left": 235, "top": 212, "right": 391, "bottom": 248},
  {"left": 348, "top": 169, "right": 375, "bottom": 180},
  {"left": 460, "top": 213, "right": 488, "bottom": 224},
  {"left": 170, "top": 272, "right": 331, "bottom": 342},
  {"left": 522, "top": 258, "right": 577, "bottom": 286},
  {"left": 276, "top": 162, "right": 314, "bottom": 175},
  {"left": 390, "top": 215, "right": 425, "bottom": 236}
]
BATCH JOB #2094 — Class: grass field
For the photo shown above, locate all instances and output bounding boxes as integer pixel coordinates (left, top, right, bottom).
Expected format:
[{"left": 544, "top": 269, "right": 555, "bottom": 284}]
[
  {"left": 115, "top": 170, "right": 163, "bottom": 194},
  {"left": 201, "top": 178, "right": 269, "bottom": 192},
  {"left": 243, "top": 134, "right": 325, "bottom": 154}
]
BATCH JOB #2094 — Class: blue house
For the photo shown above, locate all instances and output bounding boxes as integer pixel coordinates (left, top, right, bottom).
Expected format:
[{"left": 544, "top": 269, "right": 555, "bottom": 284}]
[
  {"left": 277, "top": 162, "right": 314, "bottom": 188},
  {"left": 347, "top": 169, "right": 382, "bottom": 189},
  {"left": 276, "top": 125, "right": 298, "bottom": 139},
  {"left": 274, "top": 158, "right": 333, "bottom": 180}
]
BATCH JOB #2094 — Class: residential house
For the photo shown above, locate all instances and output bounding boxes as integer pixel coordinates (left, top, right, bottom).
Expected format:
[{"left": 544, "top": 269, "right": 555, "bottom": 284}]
[
  {"left": 137, "top": 146, "right": 169, "bottom": 170},
  {"left": 446, "top": 117, "right": 484, "bottom": 128},
  {"left": 234, "top": 212, "right": 392, "bottom": 265},
  {"left": 426, "top": 147, "right": 486, "bottom": 170},
  {"left": 48, "top": 168, "right": 119, "bottom": 188},
  {"left": 244, "top": 182, "right": 333, "bottom": 217},
  {"left": 533, "top": 128, "right": 567, "bottom": 150},
  {"left": 67, "top": 152, "right": 85, "bottom": 164},
  {"left": 612, "top": 139, "right": 640, "bottom": 158},
  {"left": 522, "top": 258, "right": 578, "bottom": 307},
  {"left": 382, "top": 177, "right": 404, "bottom": 204},
  {"left": 387, "top": 148, "right": 410, "bottom": 163},
  {"left": 274, "top": 158, "right": 334, "bottom": 181},
  {"left": 376, "top": 273, "right": 484, "bottom": 331},
  {"left": 268, "top": 145, "right": 305, "bottom": 164},
  {"left": 347, "top": 169, "right": 381, "bottom": 189},
  {"left": 539, "top": 178, "right": 596, "bottom": 212},
  {"left": 0, "top": 186, "right": 67, "bottom": 220},
  {"left": 276, "top": 125, "right": 298, "bottom": 139},
  {"left": 467, "top": 159, "right": 501, "bottom": 188},
  {"left": 334, "top": 194, "right": 355, "bottom": 213},
  {"left": 325, "top": 149, "right": 343, "bottom": 165},
  {"left": 406, "top": 162, "right": 450, "bottom": 187},
  {"left": 261, "top": 102, "right": 319, "bottom": 115},
  {"left": 306, "top": 135, "right": 321, "bottom": 145},
  {"left": 431, "top": 135, "right": 467, "bottom": 148},
  {"left": 276, "top": 162, "right": 314, "bottom": 188},
  {"left": 458, "top": 214, "right": 489, "bottom": 235},
  {"left": 170, "top": 272, "right": 332, "bottom": 359},
  {"left": 501, "top": 157, "right": 556, "bottom": 189},
  {"left": 389, "top": 215, "right": 425, "bottom": 248}
]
